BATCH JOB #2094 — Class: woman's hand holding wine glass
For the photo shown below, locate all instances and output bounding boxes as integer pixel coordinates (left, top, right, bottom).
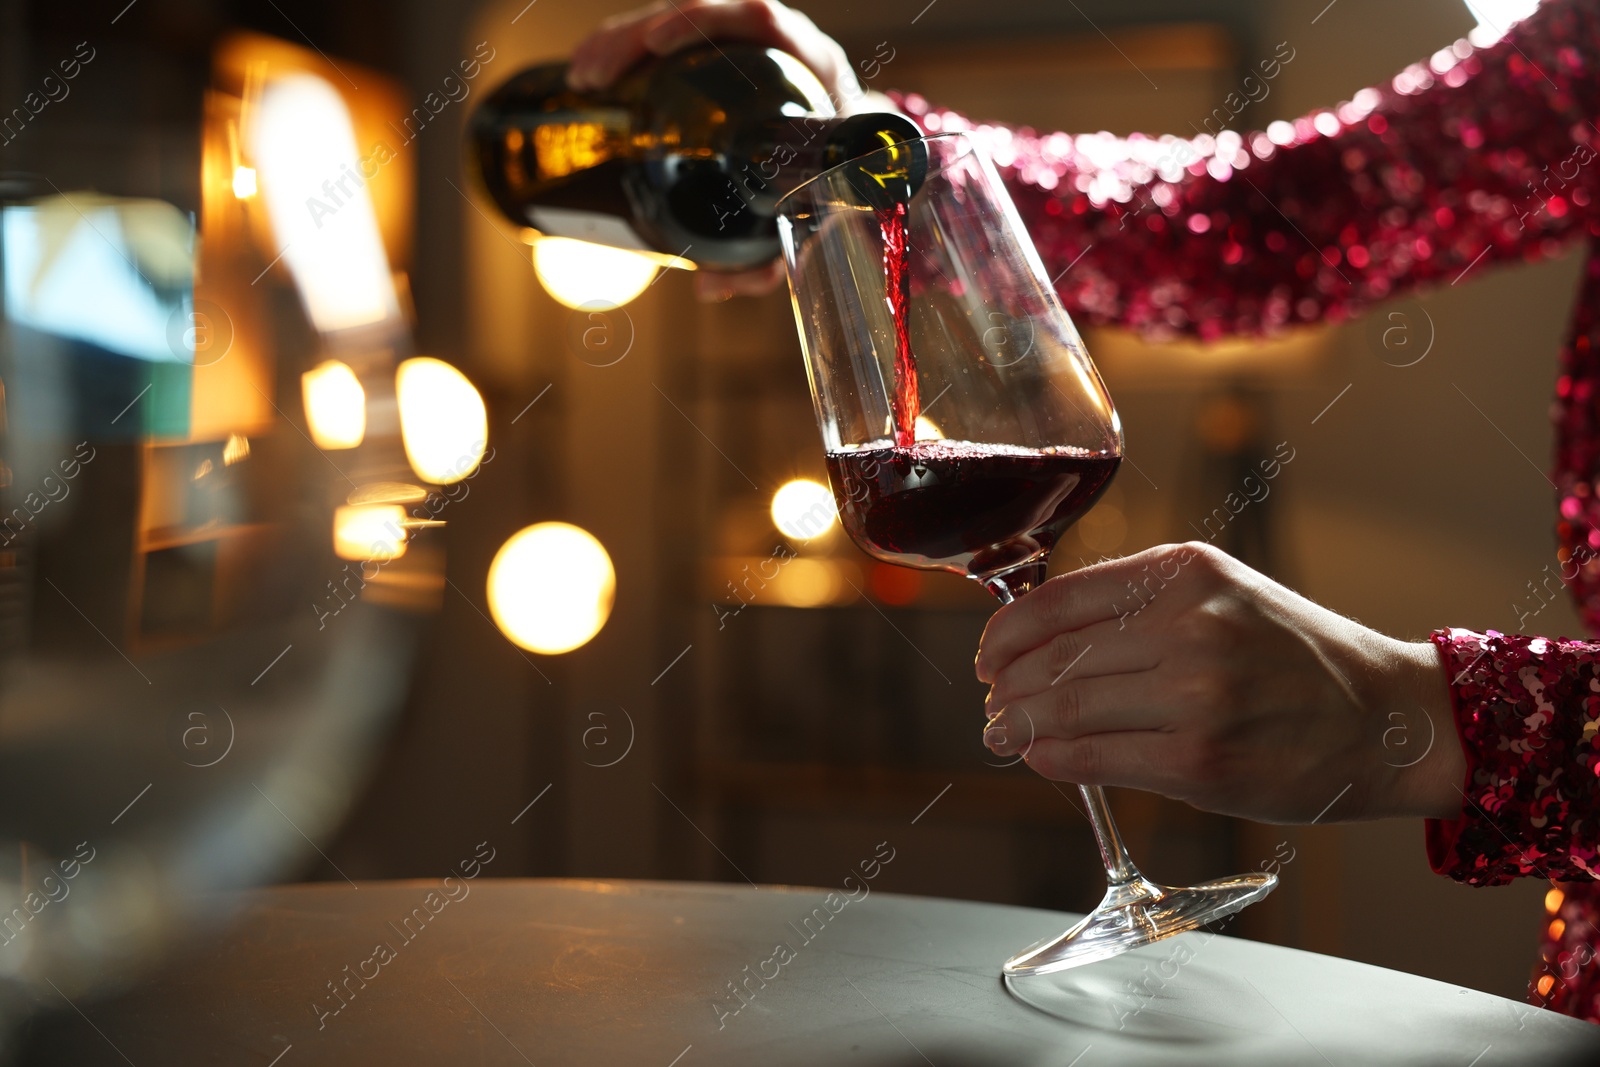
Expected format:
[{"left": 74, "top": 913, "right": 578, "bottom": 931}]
[{"left": 977, "top": 541, "right": 1465, "bottom": 824}]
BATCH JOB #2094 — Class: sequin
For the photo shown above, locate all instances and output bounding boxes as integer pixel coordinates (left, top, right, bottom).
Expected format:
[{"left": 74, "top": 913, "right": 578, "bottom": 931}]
[
  {"left": 892, "top": 2, "right": 1598, "bottom": 341},
  {"left": 894, "top": 0, "right": 1600, "bottom": 1022},
  {"left": 1426, "top": 629, "right": 1600, "bottom": 1020}
]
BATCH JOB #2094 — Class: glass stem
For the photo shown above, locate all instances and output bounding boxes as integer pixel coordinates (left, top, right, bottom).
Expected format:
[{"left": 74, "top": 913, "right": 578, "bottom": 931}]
[
  {"left": 984, "top": 564, "right": 1144, "bottom": 890},
  {"left": 1078, "top": 784, "right": 1141, "bottom": 887}
]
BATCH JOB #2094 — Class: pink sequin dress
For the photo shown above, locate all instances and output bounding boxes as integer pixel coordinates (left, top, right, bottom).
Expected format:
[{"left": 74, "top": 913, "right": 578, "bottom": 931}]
[{"left": 894, "top": 0, "right": 1600, "bottom": 1022}]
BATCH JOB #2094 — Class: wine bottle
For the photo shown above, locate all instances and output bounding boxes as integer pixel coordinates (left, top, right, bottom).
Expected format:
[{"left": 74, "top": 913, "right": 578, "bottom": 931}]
[{"left": 469, "top": 44, "right": 923, "bottom": 271}]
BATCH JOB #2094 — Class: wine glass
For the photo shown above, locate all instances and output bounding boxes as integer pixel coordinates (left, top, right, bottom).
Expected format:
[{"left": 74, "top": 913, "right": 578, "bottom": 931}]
[{"left": 775, "top": 130, "right": 1276, "bottom": 976}]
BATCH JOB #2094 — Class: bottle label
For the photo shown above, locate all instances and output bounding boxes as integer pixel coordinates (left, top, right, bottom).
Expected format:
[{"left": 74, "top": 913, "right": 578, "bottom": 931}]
[{"left": 526, "top": 206, "right": 652, "bottom": 253}]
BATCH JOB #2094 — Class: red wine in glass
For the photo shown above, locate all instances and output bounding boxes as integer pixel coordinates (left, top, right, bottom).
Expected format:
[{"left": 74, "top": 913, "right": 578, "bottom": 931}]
[{"left": 826, "top": 441, "right": 1119, "bottom": 592}]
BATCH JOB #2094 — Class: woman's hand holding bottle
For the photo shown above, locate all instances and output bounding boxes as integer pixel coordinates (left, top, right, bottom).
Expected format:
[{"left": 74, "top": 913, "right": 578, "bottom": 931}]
[{"left": 566, "top": 0, "right": 867, "bottom": 300}]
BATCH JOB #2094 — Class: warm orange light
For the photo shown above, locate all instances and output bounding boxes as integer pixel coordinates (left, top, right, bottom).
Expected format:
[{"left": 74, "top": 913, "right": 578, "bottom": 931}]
[
  {"left": 1547, "top": 888, "right": 1565, "bottom": 913},
  {"left": 1537, "top": 974, "right": 1557, "bottom": 997},
  {"left": 302, "top": 359, "right": 366, "bottom": 449},
  {"left": 1078, "top": 503, "right": 1128, "bottom": 553},
  {"left": 770, "top": 479, "right": 836, "bottom": 541},
  {"left": 333, "top": 503, "right": 406, "bottom": 561},
  {"left": 913, "top": 415, "right": 943, "bottom": 441},
  {"left": 487, "top": 523, "right": 615, "bottom": 654},
  {"left": 768, "top": 558, "right": 841, "bottom": 607},
  {"left": 1550, "top": 919, "right": 1567, "bottom": 940},
  {"left": 533, "top": 237, "right": 658, "bottom": 310},
  {"left": 532, "top": 122, "right": 616, "bottom": 180},
  {"left": 252, "top": 72, "right": 398, "bottom": 333},
  {"left": 232, "top": 165, "right": 257, "bottom": 199},
  {"left": 215, "top": 31, "right": 416, "bottom": 285},
  {"left": 396, "top": 357, "right": 487, "bottom": 484},
  {"left": 869, "top": 562, "right": 922, "bottom": 605}
]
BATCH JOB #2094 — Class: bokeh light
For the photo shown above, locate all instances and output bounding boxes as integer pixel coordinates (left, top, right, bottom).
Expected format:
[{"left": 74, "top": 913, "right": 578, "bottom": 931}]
[
  {"left": 768, "top": 558, "right": 842, "bottom": 607},
  {"left": 914, "top": 415, "right": 943, "bottom": 441},
  {"left": 301, "top": 359, "right": 366, "bottom": 450},
  {"left": 1463, "top": 0, "right": 1540, "bottom": 44},
  {"left": 868, "top": 562, "right": 922, "bottom": 605},
  {"left": 251, "top": 72, "right": 397, "bottom": 333},
  {"left": 770, "top": 478, "right": 837, "bottom": 541},
  {"left": 487, "top": 522, "right": 616, "bottom": 654},
  {"left": 396, "top": 357, "right": 487, "bottom": 484},
  {"left": 533, "top": 237, "right": 659, "bottom": 310},
  {"left": 1077, "top": 503, "right": 1127, "bottom": 553},
  {"left": 223, "top": 434, "right": 251, "bottom": 466},
  {"left": 333, "top": 503, "right": 407, "bottom": 561}
]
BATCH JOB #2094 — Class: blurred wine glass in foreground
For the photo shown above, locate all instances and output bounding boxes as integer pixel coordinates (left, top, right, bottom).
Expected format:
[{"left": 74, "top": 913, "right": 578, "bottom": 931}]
[{"left": 0, "top": 37, "right": 441, "bottom": 1048}]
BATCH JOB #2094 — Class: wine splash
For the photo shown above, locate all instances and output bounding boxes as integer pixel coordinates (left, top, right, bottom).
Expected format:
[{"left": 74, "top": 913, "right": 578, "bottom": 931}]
[{"left": 878, "top": 200, "right": 919, "bottom": 448}]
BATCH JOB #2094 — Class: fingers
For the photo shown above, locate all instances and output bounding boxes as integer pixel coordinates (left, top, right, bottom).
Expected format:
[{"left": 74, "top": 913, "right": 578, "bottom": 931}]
[
  {"left": 974, "top": 552, "right": 1148, "bottom": 684},
  {"left": 567, "top": 0, "right": 862, "bottom": 104},
  {"left": 983, "top": 616, "right": 1161, "bottom": 718},
  {"left": 763, "top": 5, "right": 861, "bottom": 103},
  {"left": 693, "top": 260, "right": 786, "bottom": 301},
  {"left": 644, "top": 2, "right": 858, "bottom": 100},
  {"left": 640, "top": 0, "right": 786, "bottom": 57},
  {"left": 974, "top": 543, "right": 1215, "bottom": 683},
  {"left": 568, "top": 3, "right": 674, "bottom": 91},
  {"left": 983, "top": 672, "right": 1171, "bottom": 756},
  {"left": 1015, "top": 733, "right": 1180, "bottom": 792}
]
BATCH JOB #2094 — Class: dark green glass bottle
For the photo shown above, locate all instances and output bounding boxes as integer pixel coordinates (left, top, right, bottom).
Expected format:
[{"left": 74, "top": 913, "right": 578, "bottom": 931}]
[{"left": 469, "top": 44, "right": 922, "bottom": 271}]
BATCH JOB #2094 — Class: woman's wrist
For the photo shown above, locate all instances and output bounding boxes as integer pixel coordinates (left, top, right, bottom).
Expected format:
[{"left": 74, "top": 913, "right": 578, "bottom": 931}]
[{"left": 1373, "top": 639, "right": 1466, "bottom": 821}]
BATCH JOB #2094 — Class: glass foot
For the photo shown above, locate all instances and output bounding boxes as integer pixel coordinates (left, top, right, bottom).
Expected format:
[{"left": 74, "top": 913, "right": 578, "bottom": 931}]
[{"left": 1003, "top": 871, "right": 1278, "bottom": 977}]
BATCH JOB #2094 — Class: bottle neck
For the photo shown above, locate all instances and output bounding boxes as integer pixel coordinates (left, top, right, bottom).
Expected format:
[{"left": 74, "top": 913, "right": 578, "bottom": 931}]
[{"left": 732, "top": 112, "right": 923, "bottom": 215}]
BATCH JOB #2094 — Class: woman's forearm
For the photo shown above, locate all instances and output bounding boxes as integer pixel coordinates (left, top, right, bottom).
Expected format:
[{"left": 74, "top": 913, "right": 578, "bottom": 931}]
[{"left": 894, "top": 0, "right": 1600, "bottom": 340}]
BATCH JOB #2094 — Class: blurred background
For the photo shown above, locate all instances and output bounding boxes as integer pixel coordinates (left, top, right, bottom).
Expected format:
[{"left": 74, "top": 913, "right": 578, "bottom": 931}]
[{"left": 0, "top": 0, "right": 1573, "bottom": 1049}]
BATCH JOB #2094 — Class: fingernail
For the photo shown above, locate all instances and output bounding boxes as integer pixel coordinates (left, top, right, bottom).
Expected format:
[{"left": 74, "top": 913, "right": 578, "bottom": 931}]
[{"left": 983, "top": 723, "right": 1007, "bottom": 752}]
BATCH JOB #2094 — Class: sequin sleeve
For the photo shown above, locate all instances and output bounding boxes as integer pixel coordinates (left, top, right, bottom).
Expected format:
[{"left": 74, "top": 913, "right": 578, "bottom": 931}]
[
  {"left": 890, "top": 0, "right": 1600, "bottom": 341},
  {"left": 1427, "top": 629, "right": 1600, "bottom": 886}
]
